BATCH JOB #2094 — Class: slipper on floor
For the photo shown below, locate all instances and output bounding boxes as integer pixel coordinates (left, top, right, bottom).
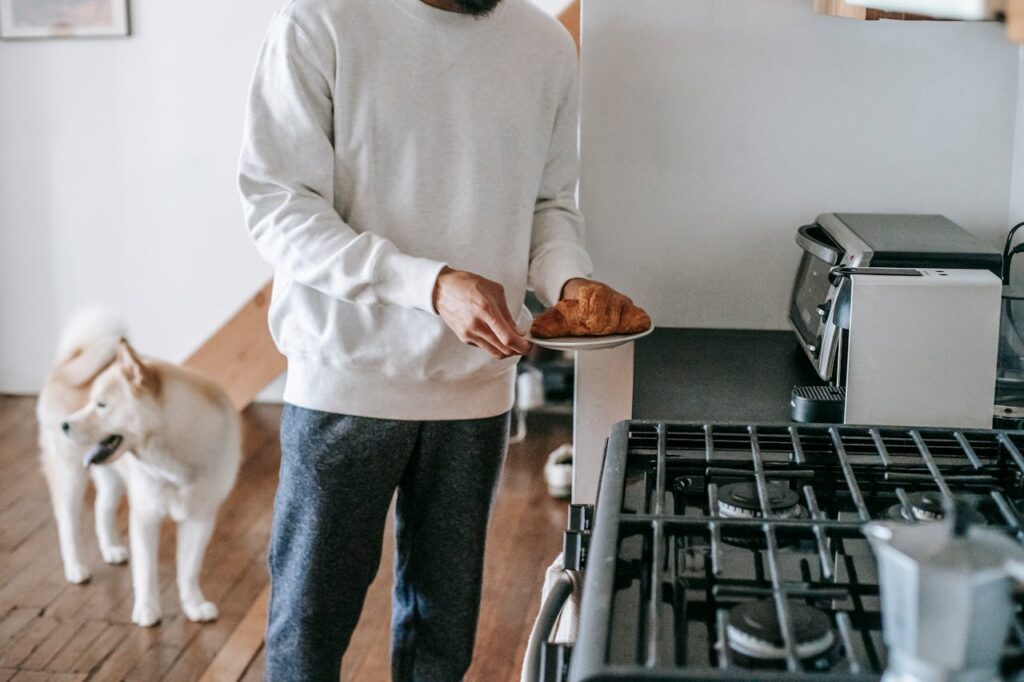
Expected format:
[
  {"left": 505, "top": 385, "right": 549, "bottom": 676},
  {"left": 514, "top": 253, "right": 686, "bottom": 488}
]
[{"left": 544, "top": 444, "right": 573, "bottom": 499}]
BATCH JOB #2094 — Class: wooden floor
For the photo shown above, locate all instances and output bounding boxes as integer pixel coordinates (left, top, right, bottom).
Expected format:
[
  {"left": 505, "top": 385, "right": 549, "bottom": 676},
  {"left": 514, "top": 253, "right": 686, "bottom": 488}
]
[{"left": 0, "top": 395, "right": 571, "bottom": 681}]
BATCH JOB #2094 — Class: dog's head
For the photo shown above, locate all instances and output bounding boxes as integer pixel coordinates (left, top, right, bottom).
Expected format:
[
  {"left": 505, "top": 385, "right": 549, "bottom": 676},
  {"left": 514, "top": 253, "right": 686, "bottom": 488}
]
[{"left": 62, "top": 338, "right": 161, "bottom": 467}]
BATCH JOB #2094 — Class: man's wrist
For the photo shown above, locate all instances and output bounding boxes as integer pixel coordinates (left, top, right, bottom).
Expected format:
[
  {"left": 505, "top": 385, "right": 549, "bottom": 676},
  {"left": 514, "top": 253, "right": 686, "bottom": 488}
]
[{"left": 432, "top": 266, "right": 455, "bottom": 313}]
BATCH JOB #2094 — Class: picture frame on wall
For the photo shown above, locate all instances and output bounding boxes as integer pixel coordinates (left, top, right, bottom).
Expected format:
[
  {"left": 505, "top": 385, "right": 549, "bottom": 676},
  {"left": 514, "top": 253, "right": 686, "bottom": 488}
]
[{"left": 0, "top": 0, "right": 130, "bottom": 39}]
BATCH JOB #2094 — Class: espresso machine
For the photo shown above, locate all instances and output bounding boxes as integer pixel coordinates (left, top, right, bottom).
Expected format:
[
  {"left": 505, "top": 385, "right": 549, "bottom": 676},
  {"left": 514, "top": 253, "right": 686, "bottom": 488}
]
[{"left": 788, "top": 214, "right": 1002, "bottom": 428}]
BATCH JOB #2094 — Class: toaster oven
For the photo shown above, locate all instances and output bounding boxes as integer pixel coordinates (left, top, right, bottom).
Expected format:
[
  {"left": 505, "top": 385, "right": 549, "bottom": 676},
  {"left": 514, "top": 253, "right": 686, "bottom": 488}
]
[{"left": 789, "top": 213, "right": 1002, "bottom": 382}]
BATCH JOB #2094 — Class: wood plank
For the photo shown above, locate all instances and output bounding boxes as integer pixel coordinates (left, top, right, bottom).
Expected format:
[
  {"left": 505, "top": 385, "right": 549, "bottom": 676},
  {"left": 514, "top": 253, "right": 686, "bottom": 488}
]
[
  {"left": 238, "top": 648, "right": 264, "bottom": 682},
  {"left": 196, "top": 586, "right": 269, "bottom": 682},
  {"left": 183, "top": 281, "right": 285, "bottom": 411},
  {"left": 0, "top": 504, "right": 52, "bottom": 554},
  {"left": 42, "top": 620, "right": 106, "bottom": 673},
  {"left": 0, "top": 399, "right": 46, "bottom": 515},
  {"left": 9, "top": 672, "right": 49, "bottom": 682},
  {"left": 0, "top": 617, "right": 60, "bottom": 669},
  {"left": 814, "top": 0, "right": 867, "bottom": 18},
  {"left": 48, "top": 554, "right": 133, "bottom": 624},
  {"left": 10, "top": 673, "right": 84, "bottom": 682},
  {"left": 160, "top": 614, "right": 243, "bottom": 682},
  {"left": 0, "top": 515, "right": 61, "bottom": 594},
  {"left": 122, "top": 643, "right": 181, "bottom": 682},
  {"left": 0, "top": 556, "right": 76, "bottom": 615},
  {"left": 65, "top": 624, "right": 129, "bottom": 675},
  {"left": 17, "top": 620, "right": 81, "bottom": 671},
  {"left": 87, "top": 628, "right": 161, "bottom": 681},
  {"left": 1009, "top": 0, "right": 1024, "bottom": 42},
  {"left": 0, "top": 610, "right": 41, "bottom": 650}
]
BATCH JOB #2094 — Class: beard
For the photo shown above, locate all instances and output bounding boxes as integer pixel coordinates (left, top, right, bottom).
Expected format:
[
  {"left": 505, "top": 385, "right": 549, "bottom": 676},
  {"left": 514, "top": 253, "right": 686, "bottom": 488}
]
[{"left": 452, "top": 0, "right": 502, "bottom": 16}]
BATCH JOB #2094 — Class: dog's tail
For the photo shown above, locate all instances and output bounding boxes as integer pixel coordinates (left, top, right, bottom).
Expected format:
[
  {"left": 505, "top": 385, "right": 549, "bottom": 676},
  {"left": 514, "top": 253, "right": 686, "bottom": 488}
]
[{"left": 53, "top": 307, "right": 128, "bottom": 387}]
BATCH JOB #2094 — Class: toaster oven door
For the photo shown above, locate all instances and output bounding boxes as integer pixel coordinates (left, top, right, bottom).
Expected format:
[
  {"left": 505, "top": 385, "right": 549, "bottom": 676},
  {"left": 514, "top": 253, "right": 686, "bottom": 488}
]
[{"left": 790, "top": 224, "right": 842, "bottom": 376}]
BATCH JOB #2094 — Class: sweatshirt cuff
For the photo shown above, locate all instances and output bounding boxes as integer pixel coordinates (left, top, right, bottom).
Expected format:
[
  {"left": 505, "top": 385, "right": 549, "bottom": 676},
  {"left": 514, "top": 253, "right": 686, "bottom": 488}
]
[
  {"left": 377, "top": 251, "right": 449, "bottom": 314},
  {"left": 535, "top": 256, "right": 594, "bottom": 307}
]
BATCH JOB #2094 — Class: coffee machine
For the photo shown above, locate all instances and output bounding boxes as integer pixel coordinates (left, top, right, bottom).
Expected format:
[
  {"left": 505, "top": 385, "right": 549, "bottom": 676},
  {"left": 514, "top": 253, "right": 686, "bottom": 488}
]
[{"left": 788, "top": 214, "right": 1002, "bottom": 428}]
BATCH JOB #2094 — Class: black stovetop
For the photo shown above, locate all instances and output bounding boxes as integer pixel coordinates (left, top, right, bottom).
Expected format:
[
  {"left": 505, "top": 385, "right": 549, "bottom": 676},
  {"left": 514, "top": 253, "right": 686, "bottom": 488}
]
[{"left": 569, "top": 421, "right": 1024, "bottom": 681}]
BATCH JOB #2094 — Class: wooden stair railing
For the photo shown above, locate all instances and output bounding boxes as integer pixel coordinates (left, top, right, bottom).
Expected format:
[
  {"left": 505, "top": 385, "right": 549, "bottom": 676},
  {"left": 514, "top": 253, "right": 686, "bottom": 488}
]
[
  {"left": 814, "top": 0, "right": 936, "bottom": 19},
  {"left": 561, "top": 0, "right": 581, "bottom": 47},
  {"left": 184, "top": 281, "right": 285, "bottom": 411},
  {"left": 1010, "top": 0, "right": 1024, "bottom": 42}
]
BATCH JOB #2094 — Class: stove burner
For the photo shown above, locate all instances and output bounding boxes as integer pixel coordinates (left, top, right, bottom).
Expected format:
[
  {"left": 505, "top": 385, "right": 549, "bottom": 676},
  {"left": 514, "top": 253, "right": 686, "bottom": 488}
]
[
  {"left": 885, "top": 491, "right": 987, "bottom": 525},
  {"left": 718, "top": 481, "right": 803, "bottom": 519},
  {"left": 726, "top": 598, "right": 836, "bottom": 667}
]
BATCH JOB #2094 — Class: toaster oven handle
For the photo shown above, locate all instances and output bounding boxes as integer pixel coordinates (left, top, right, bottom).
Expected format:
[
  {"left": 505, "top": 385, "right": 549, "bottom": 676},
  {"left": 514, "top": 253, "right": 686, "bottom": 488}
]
[
  {"left": 828, "top": 266, "right": 924, "bottom": 286},
  {"left": 796, "top": 224, "right": 841, "bottom": 265}
]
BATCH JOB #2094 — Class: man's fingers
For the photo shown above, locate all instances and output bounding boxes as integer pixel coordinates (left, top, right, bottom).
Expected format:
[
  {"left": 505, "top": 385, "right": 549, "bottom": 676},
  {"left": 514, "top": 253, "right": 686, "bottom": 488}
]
[
  {"left": 471, "top": 319, "right": 517, "bottom": 356},
  {"left": 482, "top": 307, "right": 531, "bottom": 355},
  {"left": 495, "top": 297, "right": 528, "bottom": 337},
  {"left": 486, "top": 318, "right": 530, "bottom": 355},
  {"left": 467, "top": 331, "right": 509, "bottom": 359}
]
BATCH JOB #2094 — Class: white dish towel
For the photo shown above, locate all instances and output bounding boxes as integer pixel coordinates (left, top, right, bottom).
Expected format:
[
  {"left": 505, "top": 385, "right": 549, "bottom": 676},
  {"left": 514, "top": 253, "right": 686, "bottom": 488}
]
[{"left": 520, "top": 552, "right": 583, "bottom": 682}]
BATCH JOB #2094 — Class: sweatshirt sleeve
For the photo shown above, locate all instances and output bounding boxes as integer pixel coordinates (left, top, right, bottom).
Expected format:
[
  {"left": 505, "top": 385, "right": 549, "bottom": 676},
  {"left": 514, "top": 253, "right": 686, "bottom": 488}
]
[
  {"left": 527, "top": 42, "right": 595, "bottom": 307},
  {"left": 238, "top": 12, "right": 447, "bottom": 314}
]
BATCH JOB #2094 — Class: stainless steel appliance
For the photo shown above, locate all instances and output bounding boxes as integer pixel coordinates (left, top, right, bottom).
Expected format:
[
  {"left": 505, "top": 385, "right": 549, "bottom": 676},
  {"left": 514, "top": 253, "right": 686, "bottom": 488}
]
[
  {"left": 789, "top": 214, "right": 1003, "bottom": 427},
  {"left": 537, "top": 420, "right": 1024, "bottom": 682},
  {"left": 790, "top": 213, "right": 1001, "bottom": 380}
]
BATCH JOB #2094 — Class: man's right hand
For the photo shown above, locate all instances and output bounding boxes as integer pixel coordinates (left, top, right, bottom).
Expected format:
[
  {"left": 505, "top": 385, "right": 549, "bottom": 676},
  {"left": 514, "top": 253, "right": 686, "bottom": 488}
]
[{"left": 433, "top": 267, "right": 532, "bottom": 359}]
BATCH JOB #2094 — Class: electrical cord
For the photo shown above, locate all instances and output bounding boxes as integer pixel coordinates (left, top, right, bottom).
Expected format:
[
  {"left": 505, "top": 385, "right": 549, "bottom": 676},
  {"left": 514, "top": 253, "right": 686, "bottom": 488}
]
[
  {"left": 1002, "top": 220, "right": 1024, "bottom": 284},
  {"left": 1000, "top": 220, "right": 1024, "bottom": 383}
]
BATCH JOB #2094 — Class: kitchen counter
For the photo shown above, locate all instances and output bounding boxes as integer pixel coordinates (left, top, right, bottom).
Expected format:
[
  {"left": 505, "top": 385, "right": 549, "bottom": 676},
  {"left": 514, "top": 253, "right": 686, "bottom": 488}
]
[{"left": 631, "top": 327, "right": 824, "bottom": 422}]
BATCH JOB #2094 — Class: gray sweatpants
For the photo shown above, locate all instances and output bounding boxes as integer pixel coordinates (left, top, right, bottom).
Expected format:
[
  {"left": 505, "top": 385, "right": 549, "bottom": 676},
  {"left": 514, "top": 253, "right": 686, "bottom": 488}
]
[{"left": 265, "top": 403, "right": 510, "bottom": 682}]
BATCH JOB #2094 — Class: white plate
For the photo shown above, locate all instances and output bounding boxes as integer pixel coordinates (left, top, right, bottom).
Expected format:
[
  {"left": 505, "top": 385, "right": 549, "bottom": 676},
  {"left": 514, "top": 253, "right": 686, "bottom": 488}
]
[{"left": 528, "top": 325, "right": 655, "bottom": 351}]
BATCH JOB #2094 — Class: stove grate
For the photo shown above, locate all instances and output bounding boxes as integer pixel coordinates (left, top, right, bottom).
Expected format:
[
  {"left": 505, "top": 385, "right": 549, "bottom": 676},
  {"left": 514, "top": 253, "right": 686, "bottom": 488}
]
[{"left": 569, "top": 422, "right": 1024, "bottom": 681}]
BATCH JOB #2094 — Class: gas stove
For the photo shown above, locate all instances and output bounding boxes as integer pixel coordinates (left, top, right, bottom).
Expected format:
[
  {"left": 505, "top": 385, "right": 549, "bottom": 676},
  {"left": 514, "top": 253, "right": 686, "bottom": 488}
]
[{"left": 561, "top": 421, "right": 1024, "bottom": 681}]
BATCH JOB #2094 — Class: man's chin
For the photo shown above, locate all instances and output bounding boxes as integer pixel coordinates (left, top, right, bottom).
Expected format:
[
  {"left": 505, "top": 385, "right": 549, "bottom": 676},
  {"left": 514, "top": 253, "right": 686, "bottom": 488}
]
[{"left": 453, "top": 0, "right": 501, "bottom": 16}]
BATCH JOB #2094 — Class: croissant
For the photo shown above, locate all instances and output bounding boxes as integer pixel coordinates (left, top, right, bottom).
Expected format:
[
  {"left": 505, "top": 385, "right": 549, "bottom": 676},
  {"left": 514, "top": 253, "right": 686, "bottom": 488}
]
[{"left": 531, "top": 283, "right": 652, "bottom": 338}]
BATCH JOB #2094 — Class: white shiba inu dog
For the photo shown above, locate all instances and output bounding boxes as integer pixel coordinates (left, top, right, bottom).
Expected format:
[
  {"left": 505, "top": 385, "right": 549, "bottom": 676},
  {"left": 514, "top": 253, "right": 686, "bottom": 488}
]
[{"left": 37, "top": 310, "right": 241, "bottom": 626}]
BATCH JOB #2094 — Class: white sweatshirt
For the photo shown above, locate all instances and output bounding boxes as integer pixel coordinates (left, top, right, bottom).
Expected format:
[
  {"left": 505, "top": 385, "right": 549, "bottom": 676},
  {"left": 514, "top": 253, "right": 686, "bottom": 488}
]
[{"left": 239, "top": 0, "right": 593, "bottom": 420}]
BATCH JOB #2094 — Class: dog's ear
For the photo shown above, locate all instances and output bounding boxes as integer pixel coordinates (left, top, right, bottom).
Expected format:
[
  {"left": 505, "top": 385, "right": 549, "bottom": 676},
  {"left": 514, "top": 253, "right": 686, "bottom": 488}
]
[{"left": 117, "top": 338, "right": 158, "bottom": 393}]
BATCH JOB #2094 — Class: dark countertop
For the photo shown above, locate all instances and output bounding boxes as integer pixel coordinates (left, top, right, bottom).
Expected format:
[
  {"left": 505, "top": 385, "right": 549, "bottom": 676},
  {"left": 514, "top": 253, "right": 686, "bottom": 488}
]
[{"left": 632, "top": 328, "right": 824, "bottom": 423}]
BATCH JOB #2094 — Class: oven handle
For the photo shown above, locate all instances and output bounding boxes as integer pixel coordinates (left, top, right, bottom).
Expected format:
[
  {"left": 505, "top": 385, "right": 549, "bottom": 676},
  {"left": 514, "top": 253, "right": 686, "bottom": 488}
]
[
  {"left": 796, "top": 224, "right": 842, "bottom": 265},
  {"left": 522, "top": 570, "right": 574, "bottom": 682}
]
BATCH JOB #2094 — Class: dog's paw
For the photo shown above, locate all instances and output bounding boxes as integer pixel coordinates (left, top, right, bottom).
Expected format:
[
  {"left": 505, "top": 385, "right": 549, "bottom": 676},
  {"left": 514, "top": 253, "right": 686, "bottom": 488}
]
[
  {"left": 182, "top": 600, "right": 218, "bottom": 623},
  {"left": 132, "top": 601, "right": 162, "bottom": 627},
  {"left": 64, "top": 561, "right": 91, "bottom": 584},
  {"left": 100, "top": 544, "right": 129, "bottom": 565}
]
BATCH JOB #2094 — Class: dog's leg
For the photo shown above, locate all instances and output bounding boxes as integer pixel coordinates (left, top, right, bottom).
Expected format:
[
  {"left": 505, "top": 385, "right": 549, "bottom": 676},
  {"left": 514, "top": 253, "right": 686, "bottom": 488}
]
[
  {"left": 91, "top": 465, "right": 128, "bottom": 564},
  {"left": 176, "top": 515, "right": 218, "bottom": 622},
  {"left": 129, "top": 508, "right": 163, "bottom": 626},
  {"left": 44, "top": 450, "right": 91, "bottom": 584}
]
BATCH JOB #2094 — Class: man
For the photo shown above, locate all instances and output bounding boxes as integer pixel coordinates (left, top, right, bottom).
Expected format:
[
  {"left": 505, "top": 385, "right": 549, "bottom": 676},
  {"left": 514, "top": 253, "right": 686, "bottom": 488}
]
[{"left": 238, "top": 0, "right": 630, "bottom": 678}]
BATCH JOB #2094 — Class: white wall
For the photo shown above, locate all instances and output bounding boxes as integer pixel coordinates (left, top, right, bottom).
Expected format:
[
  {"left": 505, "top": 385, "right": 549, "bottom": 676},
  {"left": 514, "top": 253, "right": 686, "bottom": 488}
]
[
  {"left": 1012, "top": 50, "right": 1024, "bottom": 224},
  {"left": 532, "top": 0, "right": 574, "bottom": 15},
  {"left": 0, "top": 0, "right": 284, "bottom": 393},
  {"left": 580, "top": 0, "right": 1022, "bottom": 330}
]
